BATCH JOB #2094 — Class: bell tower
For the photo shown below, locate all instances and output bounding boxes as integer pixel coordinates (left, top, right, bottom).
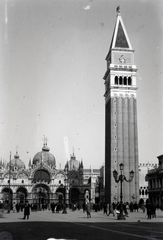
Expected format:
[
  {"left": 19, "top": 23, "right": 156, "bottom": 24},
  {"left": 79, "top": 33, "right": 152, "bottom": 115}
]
[{"left": 104, "top": 7, "right": 139, "bottom": 203}]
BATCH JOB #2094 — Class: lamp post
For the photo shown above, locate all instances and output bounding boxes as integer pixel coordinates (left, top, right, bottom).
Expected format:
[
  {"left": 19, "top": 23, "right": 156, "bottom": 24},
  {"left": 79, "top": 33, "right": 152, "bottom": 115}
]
[
  {"left": 113, "top": 163, "right": 134, "bottom": 220},
  {"left": 160, "top": 187, "right": 163, "bottom": 207},
  {"left": 62, "top": 178, "right": 67, "bottom": 214},
  {"left": 7, "top": 151, "right": 12, "bottom": 214}
]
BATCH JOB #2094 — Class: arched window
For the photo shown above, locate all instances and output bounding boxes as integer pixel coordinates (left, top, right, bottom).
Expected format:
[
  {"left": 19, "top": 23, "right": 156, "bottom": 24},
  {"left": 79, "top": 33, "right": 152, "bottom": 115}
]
[
  {"left": 115, "top": 76, "right": 118, "bottom": 85},
  {"left": 119, "top": 76, "right": 123, "bottom": 85},
  {"left": 34, "top": 170, "right": 50, "bottom": 183},
  {"left": 124, "top": 76, "right": 127, "bottom": 85},
  {"left": 128, "top": 77, "right": 132, "bottom": 85}
]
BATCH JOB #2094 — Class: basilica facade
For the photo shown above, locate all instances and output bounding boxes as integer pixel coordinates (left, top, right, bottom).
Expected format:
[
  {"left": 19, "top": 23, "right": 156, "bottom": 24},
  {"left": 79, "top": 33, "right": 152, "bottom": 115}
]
[{"left": 0, "top": 142, "right": 100, "bottom": 209}]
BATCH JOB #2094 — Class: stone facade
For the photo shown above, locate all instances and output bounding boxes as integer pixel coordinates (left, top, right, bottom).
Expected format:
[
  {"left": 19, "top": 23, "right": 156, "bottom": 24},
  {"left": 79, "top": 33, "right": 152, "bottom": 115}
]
[
  {"left": 0, "top": 143, "right": 100, "bottom": 209},
  {"left": 145, "top": 155, "right": 163, "bottom": 207},
  {"left": 139, "top": 163, "right": 158, "bottom": 202}
]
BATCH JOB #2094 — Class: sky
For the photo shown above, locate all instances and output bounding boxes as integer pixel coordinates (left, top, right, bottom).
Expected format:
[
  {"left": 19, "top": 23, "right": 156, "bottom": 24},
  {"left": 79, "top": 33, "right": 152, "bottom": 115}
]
[{"left": 0, "top": 0, "right": 163, "bottom": 169}]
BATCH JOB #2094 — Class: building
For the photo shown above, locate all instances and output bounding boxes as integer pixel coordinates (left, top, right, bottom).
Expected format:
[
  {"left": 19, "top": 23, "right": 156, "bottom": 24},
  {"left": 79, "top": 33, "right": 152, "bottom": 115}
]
[
  {"left": 145, "top": 155, "right": 163, "bottom": 207},
  {"left": 139, "top": 163, "right": 158, "bottom": 202},
  {"left": 0, "top": 141, "right": 100, "bottom": 209},
  {"left": 103, "top": 7, "right": 139, "bottom": 203}
]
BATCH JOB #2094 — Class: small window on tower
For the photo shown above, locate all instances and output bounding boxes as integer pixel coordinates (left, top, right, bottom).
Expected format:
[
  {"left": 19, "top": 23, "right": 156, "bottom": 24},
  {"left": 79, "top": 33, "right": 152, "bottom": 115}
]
[
  {"left": 128, "top": 77, "right": 132, "bottom": 85},
  {"left": 115, "top": 76, "right": 118, "bottom": 85},
  {"left": 119, "top": 76, "right": 123, "bottom": 85},
  {"left": 124, "top": 76, "right": 127, "bottom": 85}
]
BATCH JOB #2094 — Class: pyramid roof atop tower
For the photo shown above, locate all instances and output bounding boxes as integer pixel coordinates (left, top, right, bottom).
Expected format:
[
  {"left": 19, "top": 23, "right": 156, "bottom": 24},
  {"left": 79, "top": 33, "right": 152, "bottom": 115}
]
[{"left": 106, "top": 8, "right": 133, "bottom": 60}]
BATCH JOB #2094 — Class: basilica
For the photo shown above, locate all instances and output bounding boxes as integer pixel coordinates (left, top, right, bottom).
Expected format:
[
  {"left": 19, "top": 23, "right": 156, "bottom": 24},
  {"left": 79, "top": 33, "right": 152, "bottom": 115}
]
[{"left": 0, "top": 141, "right": 100, "bottom": 209}]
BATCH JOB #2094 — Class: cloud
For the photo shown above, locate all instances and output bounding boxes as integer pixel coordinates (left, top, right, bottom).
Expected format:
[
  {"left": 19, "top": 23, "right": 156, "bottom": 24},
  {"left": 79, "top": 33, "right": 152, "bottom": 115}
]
[{"left": 83, "top": 4, "right": 91, "bottom": 10}]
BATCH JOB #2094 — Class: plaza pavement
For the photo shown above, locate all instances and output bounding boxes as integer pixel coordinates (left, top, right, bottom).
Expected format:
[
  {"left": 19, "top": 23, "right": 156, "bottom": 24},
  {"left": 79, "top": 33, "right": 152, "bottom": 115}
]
[
  {"left": 0, "top": 209, "right": 162, "bottom": 240},
  {"left": 0, "top": 208, "right": 163, "bottom": 223}
]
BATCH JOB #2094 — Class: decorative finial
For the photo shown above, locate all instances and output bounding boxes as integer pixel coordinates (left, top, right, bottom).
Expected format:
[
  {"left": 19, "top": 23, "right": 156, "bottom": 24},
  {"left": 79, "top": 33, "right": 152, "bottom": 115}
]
[
  {"left": 73, "top": 147, "right": 75, "bottom": 156},
  {"left": 16, "top": 145, "right": 18, "bottom": 153},
  {"left": 116, "top": 6, "right": 120, "bottom": 15},
  {"left": 43, "top": 135, "right": 48, "bottom": 146}
]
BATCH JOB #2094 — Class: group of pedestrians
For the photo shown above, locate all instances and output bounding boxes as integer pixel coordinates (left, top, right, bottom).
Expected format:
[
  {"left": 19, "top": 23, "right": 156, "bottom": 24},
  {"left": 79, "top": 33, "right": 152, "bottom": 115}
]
[
  {"left": 51, "top": 202, "right": 61, "bottom": 213},
  {"left": 146, "top": 202, "right": 156, "bottom": 219}
]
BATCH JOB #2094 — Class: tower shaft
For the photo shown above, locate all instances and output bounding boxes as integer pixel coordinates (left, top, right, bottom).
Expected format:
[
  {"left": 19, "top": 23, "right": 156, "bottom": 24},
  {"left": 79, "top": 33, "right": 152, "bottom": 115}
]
[{"left": 104, "top": 9, "right": 139, "bottom": 203}]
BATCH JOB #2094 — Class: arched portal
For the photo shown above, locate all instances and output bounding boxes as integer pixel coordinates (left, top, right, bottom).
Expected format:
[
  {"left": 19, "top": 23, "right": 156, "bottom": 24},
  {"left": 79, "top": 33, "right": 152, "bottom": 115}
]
[
  {"left": 32, "top": 184, "right": 50, "bottom": 210},
  {"left": 16, "top": 187, "right": 28, "bottom": 204},
  {"left": 56, "top": 187, "right": 64, "bottom": 204},
  {"left": 70, "top": 188, "right": 80, "bottom": 205},
  {"left": 2, "top": 188, "right": 13, "bottom": 210}
]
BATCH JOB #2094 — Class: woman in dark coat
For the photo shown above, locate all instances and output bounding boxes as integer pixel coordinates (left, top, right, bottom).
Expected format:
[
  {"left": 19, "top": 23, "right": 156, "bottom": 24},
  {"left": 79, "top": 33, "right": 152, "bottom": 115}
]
[
  {"left": 146, "top": 203, "right": 152, "bottom": 219},
  {"left": 23, "top": 201, "right": 30, "bottom": 219}
]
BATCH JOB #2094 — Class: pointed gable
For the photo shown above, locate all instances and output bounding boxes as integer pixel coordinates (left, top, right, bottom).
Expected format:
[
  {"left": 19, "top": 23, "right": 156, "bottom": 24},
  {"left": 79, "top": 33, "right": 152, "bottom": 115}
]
[
  {"left": 115, "top": 21, "right": 129, "bottom": 48},
  {"left": 105, "top": 9, "right": 134, "bottom": 66},
  {"left": 110, "top": 12, "right": 132, "bottom": 50}
]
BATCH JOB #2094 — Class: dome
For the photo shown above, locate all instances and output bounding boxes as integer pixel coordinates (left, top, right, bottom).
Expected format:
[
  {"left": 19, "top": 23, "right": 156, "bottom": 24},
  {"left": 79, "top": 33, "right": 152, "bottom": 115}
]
[
  {"left": 10, "top": 152, "right": 26, "bottom": 170},
  {"left": 67, "top": 153, "right": 79, "bottom": 170},
  {"left": 32, "top": 144, "right": 56, "bottom": 167}
]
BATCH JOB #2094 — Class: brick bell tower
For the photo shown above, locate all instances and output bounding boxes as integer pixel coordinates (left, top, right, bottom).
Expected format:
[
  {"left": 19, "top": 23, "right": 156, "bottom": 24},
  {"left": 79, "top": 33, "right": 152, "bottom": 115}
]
[{"left": 104, "top": 7, "right": 139, "bottom": 203}]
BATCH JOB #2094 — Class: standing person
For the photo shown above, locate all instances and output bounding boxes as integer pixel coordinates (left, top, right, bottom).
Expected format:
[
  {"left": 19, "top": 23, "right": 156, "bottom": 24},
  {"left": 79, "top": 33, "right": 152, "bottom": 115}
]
[
  {"left": 51, "top": 202, "right": 55, "bottom": 213},
  {"left": 107, "top": 203, "right": 109, "bottom": 215},
  {"left": 16, "top": 202, "right": 20, "bottom": 213},
  {"left": 151, "top": 203, "right": 156, "bottom": 218},
  {"left": 85, "top": 196, "right": 91, "bottom": 218},
  {"left": 13, "top": 202, "right": 16, "bottom": 213},
  {"left": 103, "top": 203, "right": 107, "bottom": 215},
  {"left": 86, "top": 202, "right": 91, "bottom": 218},
  {"left": 23, "top": 201, "right": 30, "bottom": 219},
  {"left": 146, "top": 202, "right": 152, "bottom": 219}
]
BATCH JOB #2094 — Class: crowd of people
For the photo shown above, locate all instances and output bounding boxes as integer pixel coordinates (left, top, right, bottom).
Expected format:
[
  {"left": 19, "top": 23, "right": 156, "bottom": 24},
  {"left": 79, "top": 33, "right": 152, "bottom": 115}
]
[
  {"left": 93, "top": 200, "right": 160, "bottom": 219},
  {"left": 0, "top": 198, "right": 162, "bottom": 220}
]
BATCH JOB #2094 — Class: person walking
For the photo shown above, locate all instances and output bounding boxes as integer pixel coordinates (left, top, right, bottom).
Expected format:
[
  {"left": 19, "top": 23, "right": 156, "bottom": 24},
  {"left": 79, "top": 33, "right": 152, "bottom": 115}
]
[
  {"left": 23, "top": 201, "right": 30, "bottom": 219},
  {"left": 107, "top": 202, "right": 115, "bottom": 217}
]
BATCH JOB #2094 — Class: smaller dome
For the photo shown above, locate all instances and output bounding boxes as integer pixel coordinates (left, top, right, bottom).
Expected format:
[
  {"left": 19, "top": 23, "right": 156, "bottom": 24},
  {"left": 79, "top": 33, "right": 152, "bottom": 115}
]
[
  {"left": 10, "top": 152, "right": 26, "bottom": 170},
  {"left": 66, "top": 153, "right": 79, "bottom": 170}
]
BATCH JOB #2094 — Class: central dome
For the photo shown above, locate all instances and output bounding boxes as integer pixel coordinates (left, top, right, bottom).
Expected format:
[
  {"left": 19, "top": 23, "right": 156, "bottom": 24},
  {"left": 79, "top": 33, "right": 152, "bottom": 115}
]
[{"left": 32, "top": 144, "right": 56, "bottom": 167}]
